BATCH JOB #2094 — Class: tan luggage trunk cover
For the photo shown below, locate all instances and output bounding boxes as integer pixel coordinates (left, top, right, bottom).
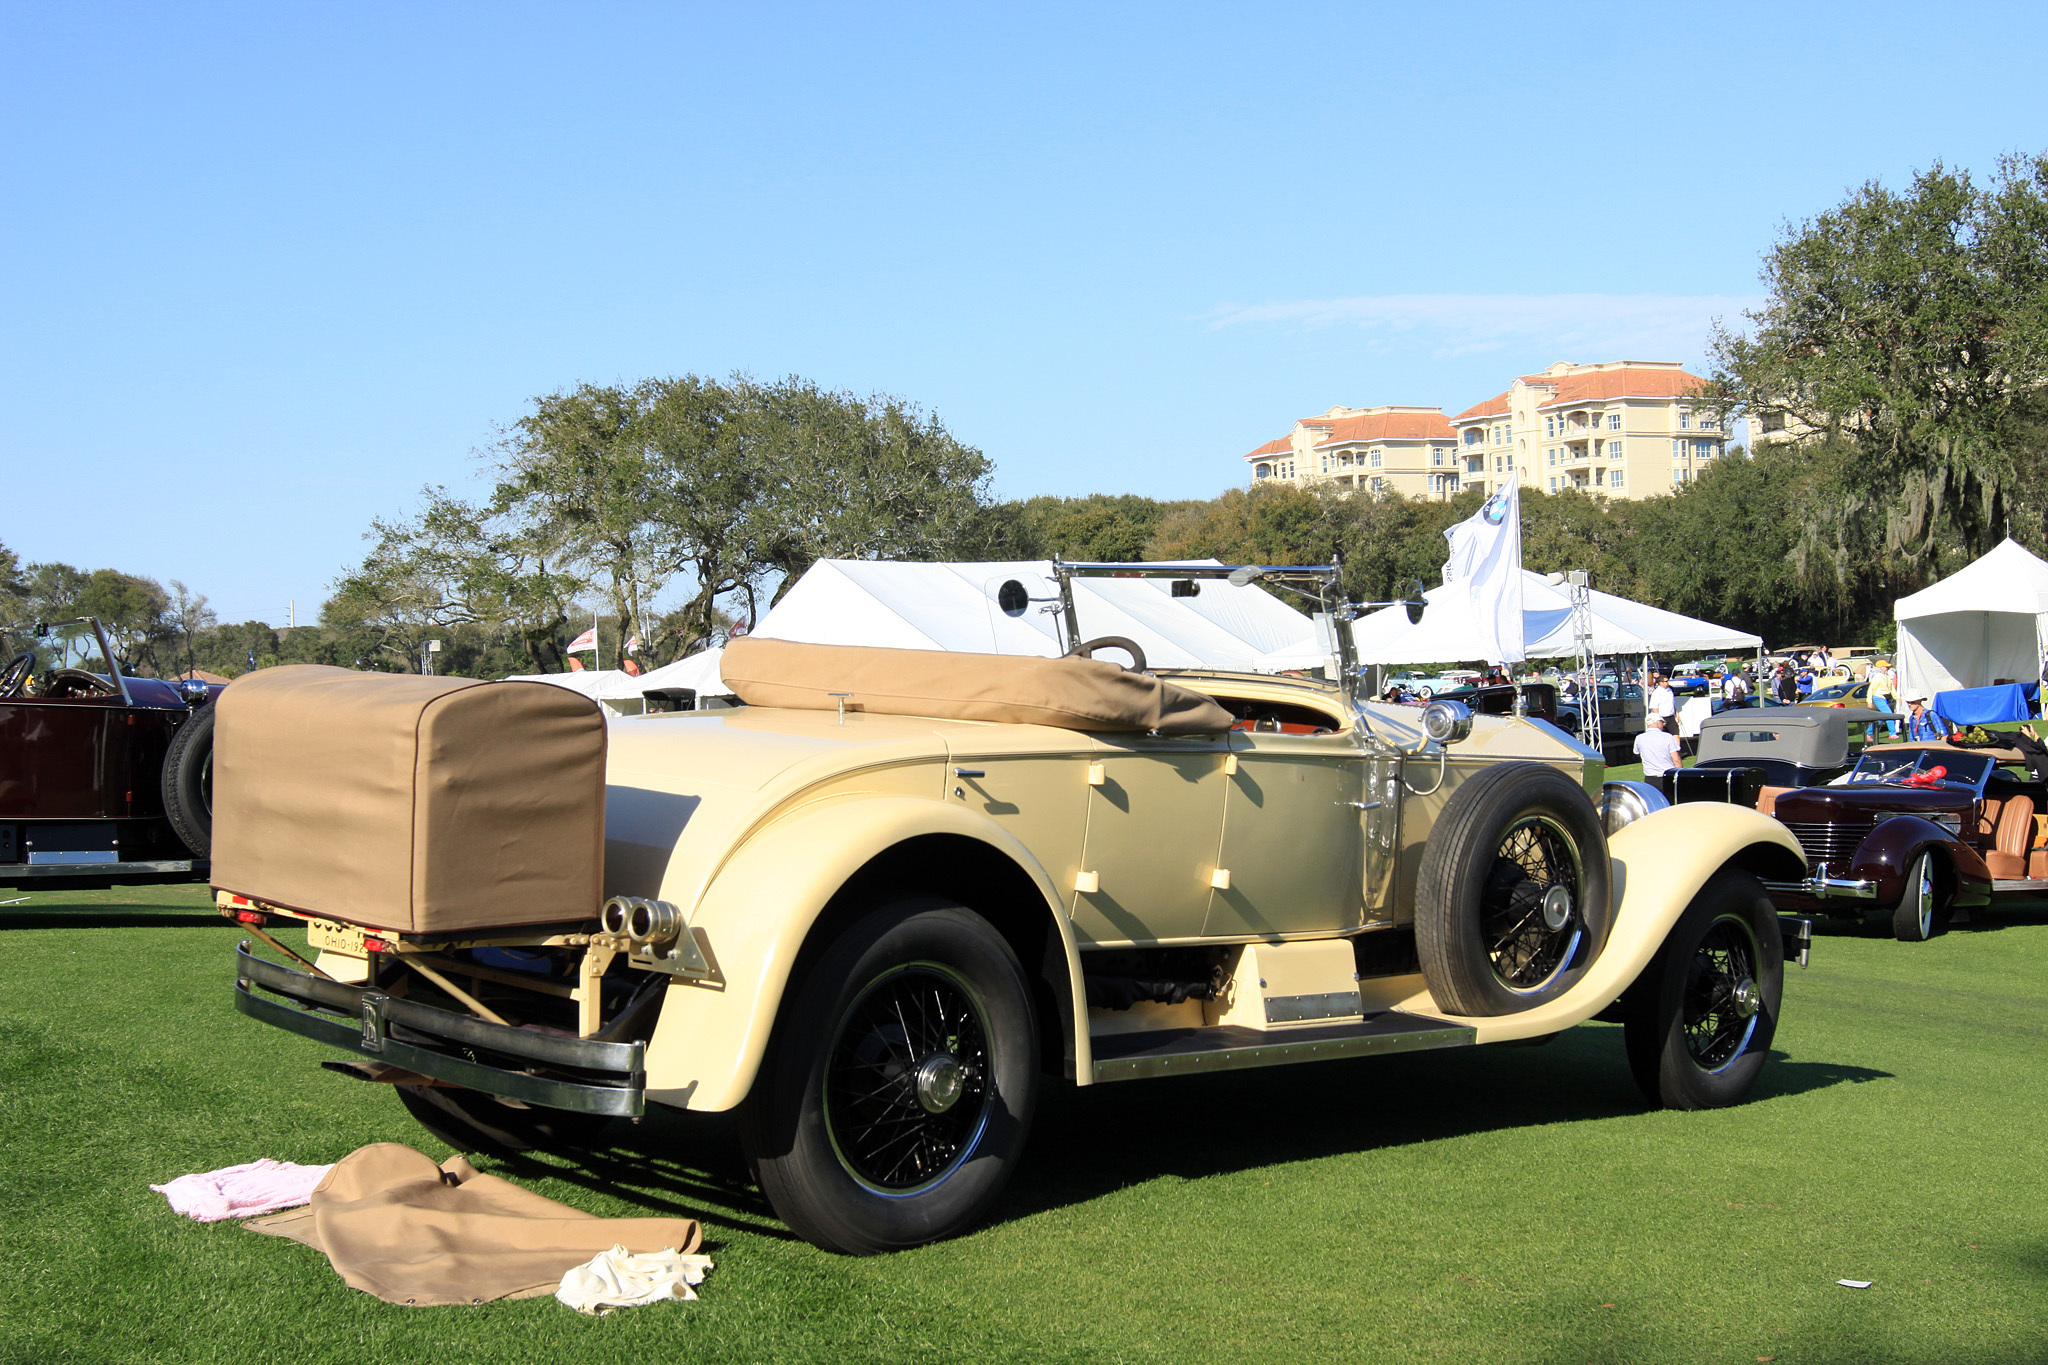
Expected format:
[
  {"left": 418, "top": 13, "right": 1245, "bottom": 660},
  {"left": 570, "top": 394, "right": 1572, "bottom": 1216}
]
[
  {"left": 212, "top": 665, "right": 606, "bottom": 932},
  {"left": 721, "top": 636, "right": 1234, "bottom": 735},
  {"left": 245, "top": 1143, "right": 702, "bottom": 1305}
]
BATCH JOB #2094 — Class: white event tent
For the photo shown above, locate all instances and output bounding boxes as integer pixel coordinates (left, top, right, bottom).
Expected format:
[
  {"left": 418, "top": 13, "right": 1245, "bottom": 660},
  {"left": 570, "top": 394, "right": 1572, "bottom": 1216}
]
[
  {"left": 1894, "top": 538, "right": 2048, "bottom": 696},
  {"left": 502, "top": 667, "right": 651, "bottom": 715},
  {"left": 1350, "top": 570, "right": 1760, "bottom": 666},
  {"left": 631, "top": 557, "right": 1324, "bottom": 700}
]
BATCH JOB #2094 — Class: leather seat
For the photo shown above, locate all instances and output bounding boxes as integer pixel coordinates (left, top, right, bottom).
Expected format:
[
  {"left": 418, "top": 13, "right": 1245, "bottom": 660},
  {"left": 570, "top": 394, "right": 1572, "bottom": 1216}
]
[
  {"left": 1756, "top": 786, "right": 1792, "bottom": 817},
  {"left": 1984, "top": 794, "right": 2035, "bottom": 879}
]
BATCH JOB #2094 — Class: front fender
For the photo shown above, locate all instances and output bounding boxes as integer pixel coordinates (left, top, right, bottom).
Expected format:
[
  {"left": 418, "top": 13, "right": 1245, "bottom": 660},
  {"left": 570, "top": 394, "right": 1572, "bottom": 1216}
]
[
  {"left": 1850, "top": 816, "right": 1992, "bottom": 907},
  {"left": 642, "top": 794, "right": 1086, "bottom": 1112},
  {"left": 1430, "top": 802, "right": 1805, "bottom": 1043}
]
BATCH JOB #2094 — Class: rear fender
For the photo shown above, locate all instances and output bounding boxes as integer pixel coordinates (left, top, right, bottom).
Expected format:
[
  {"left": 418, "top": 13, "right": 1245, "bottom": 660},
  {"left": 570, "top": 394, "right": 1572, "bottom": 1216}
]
[
  {"left": 1428, "top": 802, "right": 1806, "bottom": 1043},
  {"left": 642, "top": 794, "right": 1085, "bottom": 1112},
  {"left": 1850, "top": 816, "right": 1992, "bottom": 908}
]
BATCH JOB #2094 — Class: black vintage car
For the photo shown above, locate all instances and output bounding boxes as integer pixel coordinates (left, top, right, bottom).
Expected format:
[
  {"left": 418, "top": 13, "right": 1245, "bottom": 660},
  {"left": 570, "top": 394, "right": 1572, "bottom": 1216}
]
[{"left": 0, "top": 617, "right": 220, "bottom": 889}]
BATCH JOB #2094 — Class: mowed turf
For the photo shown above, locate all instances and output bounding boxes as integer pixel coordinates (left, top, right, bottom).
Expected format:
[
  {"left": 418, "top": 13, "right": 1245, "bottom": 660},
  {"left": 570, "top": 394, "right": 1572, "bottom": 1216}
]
[{"left": 3, "top": 884, "right": 2045, "bottom": 1365}]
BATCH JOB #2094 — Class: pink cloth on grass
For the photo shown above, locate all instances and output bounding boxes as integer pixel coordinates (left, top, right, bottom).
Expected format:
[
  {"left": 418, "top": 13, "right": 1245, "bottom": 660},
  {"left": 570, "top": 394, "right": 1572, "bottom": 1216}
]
[{"left": 152, "top": 1159, "right": 335, "bottom": 1223}]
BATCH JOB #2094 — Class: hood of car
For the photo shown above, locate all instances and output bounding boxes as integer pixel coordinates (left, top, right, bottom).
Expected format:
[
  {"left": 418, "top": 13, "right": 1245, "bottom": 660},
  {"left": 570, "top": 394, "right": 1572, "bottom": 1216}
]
[{"left": 1773, "top": 786, "right": 1972, "bottom": 822}]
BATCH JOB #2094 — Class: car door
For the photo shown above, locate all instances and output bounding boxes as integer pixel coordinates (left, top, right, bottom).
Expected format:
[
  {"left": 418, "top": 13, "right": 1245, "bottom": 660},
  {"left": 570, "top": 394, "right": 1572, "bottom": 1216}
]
[
  {"left": 1072, "top": 732, "right": 1230, "bottom": 945},
  {"left": 1203, "top": 729, "right": 1367, "bottom": 938}
]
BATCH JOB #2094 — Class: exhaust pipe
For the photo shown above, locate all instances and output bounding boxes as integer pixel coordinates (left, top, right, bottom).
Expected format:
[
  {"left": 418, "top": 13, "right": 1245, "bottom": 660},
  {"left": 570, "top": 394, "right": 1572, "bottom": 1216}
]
[{"left": 602, "top": 895, "right": 685, "bottom": 949}]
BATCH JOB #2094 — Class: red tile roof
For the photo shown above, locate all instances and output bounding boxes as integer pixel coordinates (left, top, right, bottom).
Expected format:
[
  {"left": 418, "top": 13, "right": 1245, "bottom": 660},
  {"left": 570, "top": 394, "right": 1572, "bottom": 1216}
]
[
  {"left": 1242, "top": 436, "right": 1292, "bottom": 461},
  {"left": 1314, "top": 411, "right": 1454, "bottom": 446},
  {"left": 1454, "top": 390, "right": 1512, "bottom": 421},
  {"left": 1536, "top": 366, "right": 1710, "bottom": 408}
]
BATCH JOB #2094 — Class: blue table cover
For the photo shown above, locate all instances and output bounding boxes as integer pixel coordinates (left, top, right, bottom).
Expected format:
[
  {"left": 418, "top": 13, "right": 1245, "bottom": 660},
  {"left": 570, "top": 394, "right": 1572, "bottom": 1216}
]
[{"left": 1931, "top": 682, "right": 2039, "bottom": 726}]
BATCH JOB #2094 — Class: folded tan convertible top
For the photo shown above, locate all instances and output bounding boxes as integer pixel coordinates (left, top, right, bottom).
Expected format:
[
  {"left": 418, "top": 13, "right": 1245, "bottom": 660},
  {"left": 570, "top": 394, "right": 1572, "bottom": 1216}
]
[
  {"left": 212, "top": 665, "right": 607, "bottom": 932},
  {"left": 720, "top": 637, "right": 1234, "bottom": 735}
]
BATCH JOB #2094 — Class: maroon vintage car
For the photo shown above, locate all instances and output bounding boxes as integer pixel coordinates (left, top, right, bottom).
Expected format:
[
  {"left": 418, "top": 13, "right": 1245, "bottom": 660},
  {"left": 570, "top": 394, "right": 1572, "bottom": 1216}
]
[
  {"left": 1, "top": 617, "right": 220, "bottom": 889},
  {"left": 1745, "top": 744, "right": 2043, "bottom": 941}
]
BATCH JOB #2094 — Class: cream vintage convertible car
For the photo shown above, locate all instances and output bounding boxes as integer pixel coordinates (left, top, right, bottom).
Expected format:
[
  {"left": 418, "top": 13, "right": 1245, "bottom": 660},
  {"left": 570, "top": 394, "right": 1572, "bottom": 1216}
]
[{"left": 220, "top": 562, "right": 1811, "bottom": 1254}]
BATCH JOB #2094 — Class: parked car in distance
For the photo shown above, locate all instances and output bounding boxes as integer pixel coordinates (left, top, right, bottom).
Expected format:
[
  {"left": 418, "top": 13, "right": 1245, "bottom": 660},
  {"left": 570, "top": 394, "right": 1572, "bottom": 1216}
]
[
  {"left": 223, "top": 562, "right": 1811, "bottom": 1254},
  {"left": 1, "top": 617, "right": 221, "bottom": 889},
  {"left": 1798, "top": 679, "right": 1873, "bottom": 709}
]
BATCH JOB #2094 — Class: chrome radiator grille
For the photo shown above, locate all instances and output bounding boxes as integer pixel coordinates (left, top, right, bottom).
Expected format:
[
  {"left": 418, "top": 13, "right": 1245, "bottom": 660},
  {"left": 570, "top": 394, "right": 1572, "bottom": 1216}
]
[{"left": 1781, "top": 820, "right": 1873, "bottom": 868}]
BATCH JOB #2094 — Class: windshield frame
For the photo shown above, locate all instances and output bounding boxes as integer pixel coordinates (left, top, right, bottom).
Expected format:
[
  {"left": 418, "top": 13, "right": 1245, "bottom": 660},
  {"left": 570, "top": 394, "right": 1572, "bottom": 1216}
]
[
  {"left": 0, "top": 617, "right": 133, "bottom": 704},
  {"left": 1843, "top": 746, "right": 1993, "bottom": 795}
]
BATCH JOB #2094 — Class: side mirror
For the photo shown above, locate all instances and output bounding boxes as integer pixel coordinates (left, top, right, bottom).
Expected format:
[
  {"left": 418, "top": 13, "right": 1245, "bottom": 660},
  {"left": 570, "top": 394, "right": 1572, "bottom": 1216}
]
[
  {"left": 1401, "top": 580, "right": 1426, "bottom": 626},
  {"left": 996, "top": 580, "right": 1030, "bottom": 618},
  {"left": 1170, "top": 579, "right": 1200, "bottom": 598}
]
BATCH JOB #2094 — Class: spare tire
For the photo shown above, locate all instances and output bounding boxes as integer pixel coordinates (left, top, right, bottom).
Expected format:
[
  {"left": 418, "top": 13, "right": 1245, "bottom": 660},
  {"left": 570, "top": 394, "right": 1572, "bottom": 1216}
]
[
  {"left": 1414, "top": 762, "right": 1613, "bottom": 1017},
  {"left": 161, "top": 702, "right": 215, "bottom": 858}
]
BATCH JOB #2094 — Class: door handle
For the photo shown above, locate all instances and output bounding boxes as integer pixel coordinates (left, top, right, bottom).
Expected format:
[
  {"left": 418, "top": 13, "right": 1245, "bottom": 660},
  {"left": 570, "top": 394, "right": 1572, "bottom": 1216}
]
[{"left": 1339, "top": 800, "right": 1383, "bottom": 810}]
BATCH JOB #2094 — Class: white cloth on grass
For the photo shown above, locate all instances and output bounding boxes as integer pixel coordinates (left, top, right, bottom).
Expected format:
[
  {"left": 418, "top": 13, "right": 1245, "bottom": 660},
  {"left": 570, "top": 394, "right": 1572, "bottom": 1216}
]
[{"left": 556, "top": 1243, "right": 713, "bottom": 1315}]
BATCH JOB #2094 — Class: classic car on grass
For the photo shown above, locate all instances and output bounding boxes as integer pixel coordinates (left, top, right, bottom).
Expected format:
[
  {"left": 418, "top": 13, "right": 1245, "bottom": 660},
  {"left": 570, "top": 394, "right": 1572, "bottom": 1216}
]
[
  {"left": 1, "top": 617, "right": 219, "bottom": 890},
  {"left": 220, "top": 563, "right": 1813, "bottom": 1254},
  {"left": 1667, "top": 708, "right": 2048, "bottom": 940}
]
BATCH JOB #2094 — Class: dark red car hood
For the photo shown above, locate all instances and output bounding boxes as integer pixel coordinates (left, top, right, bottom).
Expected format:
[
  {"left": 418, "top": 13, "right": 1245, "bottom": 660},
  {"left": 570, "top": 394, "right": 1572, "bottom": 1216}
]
[{"left": 1774, "top": 786, "right": 1973, "bottom": 822}]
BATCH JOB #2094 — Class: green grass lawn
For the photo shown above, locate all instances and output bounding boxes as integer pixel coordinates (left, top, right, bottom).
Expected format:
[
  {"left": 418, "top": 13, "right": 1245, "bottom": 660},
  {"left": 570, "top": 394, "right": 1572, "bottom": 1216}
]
[{"left": 5, "top": 884, "right": 2047, "bottom": 1365}]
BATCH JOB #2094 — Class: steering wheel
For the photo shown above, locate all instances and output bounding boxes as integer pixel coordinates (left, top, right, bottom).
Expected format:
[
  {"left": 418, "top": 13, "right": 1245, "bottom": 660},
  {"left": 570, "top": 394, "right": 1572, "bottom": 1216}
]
[
  {"left": 0, "top": 651, "right": 32, "bottom": 699},
  {"left": 1067, "top": 636, "right": 1147, "bottom": 672},
  {"left": 44, "top": 668, "right": 119, "bottom": 698}
]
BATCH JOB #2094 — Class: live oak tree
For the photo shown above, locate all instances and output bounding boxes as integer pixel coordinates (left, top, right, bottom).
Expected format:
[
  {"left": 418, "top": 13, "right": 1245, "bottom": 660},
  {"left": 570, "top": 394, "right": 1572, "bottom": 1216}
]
[{"left": 1711, "top": 153, "right": 2048, "bottom": 580}]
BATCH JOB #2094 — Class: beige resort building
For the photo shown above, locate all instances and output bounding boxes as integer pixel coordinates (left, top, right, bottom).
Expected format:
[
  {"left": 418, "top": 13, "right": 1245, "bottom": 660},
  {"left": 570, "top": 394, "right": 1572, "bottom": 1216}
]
[{"left": 1245, "top": 361, "right": 1727, "bottom": 502}]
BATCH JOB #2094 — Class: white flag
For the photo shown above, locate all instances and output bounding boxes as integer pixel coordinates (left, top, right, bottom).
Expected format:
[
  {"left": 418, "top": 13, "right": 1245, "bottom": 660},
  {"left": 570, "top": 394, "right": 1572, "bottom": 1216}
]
[
  {"left": 565, "top": 626, "right": 599, "bottom": 654},
  {"left": 1441, "top": 482, "right": 1526, "bottom": 664}
]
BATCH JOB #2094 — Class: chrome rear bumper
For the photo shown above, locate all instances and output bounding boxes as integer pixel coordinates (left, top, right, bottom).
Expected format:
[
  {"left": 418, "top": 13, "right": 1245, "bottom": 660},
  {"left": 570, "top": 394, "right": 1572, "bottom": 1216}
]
[
  {"left": 1763, "top": 862, "right": 1876, "bottom": 902},
  {"left": 233, "top": 941, "right": 645, "bottom": 1117}
]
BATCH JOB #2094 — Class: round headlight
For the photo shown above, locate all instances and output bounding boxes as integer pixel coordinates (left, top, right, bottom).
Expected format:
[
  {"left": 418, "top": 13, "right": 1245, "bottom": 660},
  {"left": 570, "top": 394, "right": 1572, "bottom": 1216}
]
[
  {"left": 1421, "top": 699, "right": 1473, "bottom": 745},
  {"left": 1599, "top": 780, "right": 1670, "bottom": 835}
]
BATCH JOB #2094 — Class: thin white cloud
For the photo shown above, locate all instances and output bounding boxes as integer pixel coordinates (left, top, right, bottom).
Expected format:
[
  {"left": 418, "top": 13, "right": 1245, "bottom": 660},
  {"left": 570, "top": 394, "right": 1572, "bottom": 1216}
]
[{"left": 1203, "top": 293, "right": 1762, "bottom": 363}]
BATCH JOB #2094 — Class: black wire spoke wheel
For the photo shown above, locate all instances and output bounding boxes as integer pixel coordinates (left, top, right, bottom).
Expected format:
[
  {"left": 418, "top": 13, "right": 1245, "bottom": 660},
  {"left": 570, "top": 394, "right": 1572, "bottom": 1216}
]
[
  {"left": 1679, "top": 916, "right": 1762, "bottom": 1073},
  {"left": 1415, "top": 762, "right": 1613, "bottom": 1017},
  {"left": 740, "top": 899, "right": 1039, "bottom": 1254},
  {"left": 1480, "top": 815, "right": 1585, "bottom": 993},
  {"left": 1622, "top": 869, "right": 1784, "bottom": 1110},
  {"left": 825, "top": 963, "right": 994, "bottom": 1194}
]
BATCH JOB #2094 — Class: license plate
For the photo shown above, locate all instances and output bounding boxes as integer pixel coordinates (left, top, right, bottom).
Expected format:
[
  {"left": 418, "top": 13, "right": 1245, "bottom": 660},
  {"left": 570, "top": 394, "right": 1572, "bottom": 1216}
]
[{"left": 307, "top": 919, "right": 370, "bottom": 956}]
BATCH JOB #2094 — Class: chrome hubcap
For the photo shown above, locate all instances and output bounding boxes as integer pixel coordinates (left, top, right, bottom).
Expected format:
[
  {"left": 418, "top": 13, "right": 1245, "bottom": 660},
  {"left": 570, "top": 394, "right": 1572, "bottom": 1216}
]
[
  {"left": 1730, "top": 977, "right": 1760, "bottom": 1019},
  {"left": 914, "top": 1053, "right": 966, "bottom": 1114},
  {"left": 1541, "top": 885, "right": 1573, "bottom": 932}
]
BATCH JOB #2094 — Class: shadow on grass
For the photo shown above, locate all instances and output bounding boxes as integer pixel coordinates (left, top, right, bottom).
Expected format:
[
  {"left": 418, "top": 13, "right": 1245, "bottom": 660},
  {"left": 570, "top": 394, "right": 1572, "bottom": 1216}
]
[
  {"left": 476, "top": 1028, "right": 1889, "bottom": 1244},
  {"left": 482, "top": 1108, "right": 799, "bottom": 1245}
]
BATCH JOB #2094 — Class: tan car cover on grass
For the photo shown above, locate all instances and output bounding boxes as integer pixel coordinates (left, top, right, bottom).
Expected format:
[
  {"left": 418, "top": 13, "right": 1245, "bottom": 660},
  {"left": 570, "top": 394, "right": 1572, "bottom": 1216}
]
[
  {"left": 721, "top": 636, "right": 1235, "bottom": 735},
  {"left": 211, "top": 665, "right": 606, "bottom": 932},
  {"left": 245, "top": 1143, "right": 702, "bottom": 1305}
]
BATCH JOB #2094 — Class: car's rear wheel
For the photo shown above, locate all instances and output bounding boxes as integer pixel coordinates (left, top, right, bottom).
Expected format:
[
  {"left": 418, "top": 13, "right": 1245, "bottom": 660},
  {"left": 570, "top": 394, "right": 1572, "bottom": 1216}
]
[
  {"left": 161, "top": 703, "right": 215, "bottom": 858},
  {"left": 394, "top": 1084, "right": 614, "bottom": 1155},
  {"left": 1622, "top": 869, "right": 1783, "bottom": 1109},
  {"left": 1890, "top": 851, "right": 1949, "bottom": 942},
  {"left": 1415, "top": 763, "right": 1613, "bottom": 1017},
  {"left": 739, "top": 898, "right": 1038, "bottom": 1254}
]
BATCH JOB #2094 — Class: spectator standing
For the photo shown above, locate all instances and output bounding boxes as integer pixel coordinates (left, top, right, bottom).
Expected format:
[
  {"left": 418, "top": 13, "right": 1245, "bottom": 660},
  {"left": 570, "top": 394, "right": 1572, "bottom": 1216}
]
[
  {"left": 1867, "top": 658, "right": 1898, "bottom": 736},
  {"left": 1646, "top": 673, "right": 1676, "bottom": 730},
  {"left": 1775, "top": 664, "right": 1799, "bottom": 704},
  {"left": 1725, "top": 669, "right": 1749, "bottom": 705},
  {"left": 1633, "top": 714, "right": 1684, "bottom": 779},
  {"left": 1903, "top": 695, "right": 1943, "bottom": 742}
]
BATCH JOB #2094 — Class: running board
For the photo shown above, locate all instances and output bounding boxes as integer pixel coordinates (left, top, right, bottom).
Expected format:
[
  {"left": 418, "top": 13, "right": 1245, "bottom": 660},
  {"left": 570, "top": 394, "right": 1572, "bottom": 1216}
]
[{"left": 1089, "top": 1010, "right": 1475, "bottom": 1083}]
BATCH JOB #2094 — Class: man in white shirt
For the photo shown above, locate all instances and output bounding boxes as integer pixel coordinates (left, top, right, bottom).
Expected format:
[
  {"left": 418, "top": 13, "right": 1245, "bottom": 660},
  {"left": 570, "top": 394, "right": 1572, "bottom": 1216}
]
[
  {"left": 1633, "top": 714, "right": 1683, "bottom": 779},
  {"left": 1646, "top": 673, "right": 1676, "bottom": 727},
  {"left": 1724, "top": 669, "right": 1749, "bottom": 704}
]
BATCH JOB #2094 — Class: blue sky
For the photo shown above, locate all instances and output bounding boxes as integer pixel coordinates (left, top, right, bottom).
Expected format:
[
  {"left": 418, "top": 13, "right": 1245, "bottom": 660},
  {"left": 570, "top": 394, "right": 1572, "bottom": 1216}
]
[{"left": 5, "top": 2, "right": 2044, "bottom": 623}]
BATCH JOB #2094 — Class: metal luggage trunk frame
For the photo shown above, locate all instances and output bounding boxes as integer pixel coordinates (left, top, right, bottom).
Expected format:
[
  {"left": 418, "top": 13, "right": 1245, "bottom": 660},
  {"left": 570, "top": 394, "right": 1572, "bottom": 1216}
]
[{"left": 233, "top": 942, "right": 646, "bottom": 1117}]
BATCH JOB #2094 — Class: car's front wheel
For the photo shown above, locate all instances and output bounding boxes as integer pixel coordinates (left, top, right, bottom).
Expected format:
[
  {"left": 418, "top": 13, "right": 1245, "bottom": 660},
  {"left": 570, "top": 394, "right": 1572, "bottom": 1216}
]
[
  {"left": 161, "top": 702, "right": 215, "bottom": 858},
  {"left": 739, "top": 898, "right": 1038, "bottom": 1254},
  {"left": 1622, "top": 869, "right": 1783, "bottom": 1109},
  {"left": 1890, "top": 851, "right": 1949, "bottom": 942}
]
